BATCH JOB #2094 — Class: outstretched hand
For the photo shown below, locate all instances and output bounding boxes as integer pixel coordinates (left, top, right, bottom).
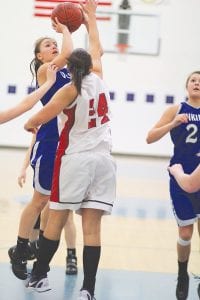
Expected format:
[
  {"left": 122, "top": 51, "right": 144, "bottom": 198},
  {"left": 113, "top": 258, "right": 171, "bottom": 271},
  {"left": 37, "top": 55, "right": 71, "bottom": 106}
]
[
  {"left": 51, "top": 17, "right": 69, "bottom": 33},
  {"left": 46, "top": 63, "right": 58, "bottom": 84},
  {"left": 80, "top": 0, "right": 98, "bottom": 26}
]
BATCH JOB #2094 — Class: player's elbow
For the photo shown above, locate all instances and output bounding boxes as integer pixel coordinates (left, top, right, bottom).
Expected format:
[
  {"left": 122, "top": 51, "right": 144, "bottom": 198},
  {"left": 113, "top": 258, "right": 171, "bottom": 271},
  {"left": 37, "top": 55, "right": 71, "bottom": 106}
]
[
  {"left": 146, "top": 134, "right": 153, "bottom": 144},
  {"left": 146, "top": 130, "right": 159, "bottom": 144},
  {"left": 184, "top": 183, "right": 200, "bottom": 193},
  {"left": 100, "top": 46, "right": 104, "bottom": 57}
]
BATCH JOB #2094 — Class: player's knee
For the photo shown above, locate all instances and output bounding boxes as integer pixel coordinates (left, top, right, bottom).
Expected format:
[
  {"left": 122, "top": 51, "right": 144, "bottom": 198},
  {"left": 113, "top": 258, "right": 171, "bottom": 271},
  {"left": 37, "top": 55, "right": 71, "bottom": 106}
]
[
  {"left": 49, "top": 210, "right": 68, "bottom": 229},
  {"left": 179, "top": 226, "right": 193, "bottom": 241},
  {"left": 82, "top": 226, "right": 100, "bottom": 240},
  {"left": 35, "top": 201, "right": 47, "bottom": 212},
  {"left": 32, "top": 195, "right": 49, "bottom": 211},
  {"left": 177, "top": 237, "right": 191, "bottom": 246}
]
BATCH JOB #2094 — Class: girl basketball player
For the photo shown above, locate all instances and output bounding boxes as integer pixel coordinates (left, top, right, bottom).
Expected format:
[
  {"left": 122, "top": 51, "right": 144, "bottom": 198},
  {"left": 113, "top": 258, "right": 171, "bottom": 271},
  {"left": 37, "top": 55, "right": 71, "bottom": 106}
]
[
  {"left": 24, "top": 1, "right": 116, "bottom": 299},
  {"left": 146, "top": 71, "right": 200, "bottom": 300},
  {"left": 7, "top": 18, "right": 78, "bottom": 279}
]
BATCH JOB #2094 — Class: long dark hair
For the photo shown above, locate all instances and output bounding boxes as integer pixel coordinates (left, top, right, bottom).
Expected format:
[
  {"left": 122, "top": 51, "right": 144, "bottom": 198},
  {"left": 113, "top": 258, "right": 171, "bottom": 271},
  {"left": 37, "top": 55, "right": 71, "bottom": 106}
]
[
  {"left": 67, "top": 48, "right": 92, "bottom": 94},
  {"left": 29, "top": 37, "right": 51, "bottom": 86}
]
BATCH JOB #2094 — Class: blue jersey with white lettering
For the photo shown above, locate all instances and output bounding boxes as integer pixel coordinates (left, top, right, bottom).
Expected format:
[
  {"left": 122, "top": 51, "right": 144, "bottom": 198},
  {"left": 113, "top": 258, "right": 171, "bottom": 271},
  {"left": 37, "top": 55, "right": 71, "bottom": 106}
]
[
  {"left": 36, "top": 68, "right": 71, "bottom": 142},
  {"left": 170, "top": 101, "right": 200, "bottom": 173},
  {"left": 169, "top": 101, "right": 200, "bottom": 225},
  {"left": 30, "top": 68, "right": 71, "bottom": 195}
]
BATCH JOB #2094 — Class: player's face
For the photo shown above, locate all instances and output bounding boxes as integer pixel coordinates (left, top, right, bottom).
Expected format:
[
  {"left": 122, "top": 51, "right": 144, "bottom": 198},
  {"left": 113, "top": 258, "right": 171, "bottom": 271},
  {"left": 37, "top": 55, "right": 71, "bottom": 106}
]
[
  {"left": 187, "top": 73, "right": 200, "bottom": 99},
  {"left": 37, "top": 38, "right": 59, "bottom": 63}
]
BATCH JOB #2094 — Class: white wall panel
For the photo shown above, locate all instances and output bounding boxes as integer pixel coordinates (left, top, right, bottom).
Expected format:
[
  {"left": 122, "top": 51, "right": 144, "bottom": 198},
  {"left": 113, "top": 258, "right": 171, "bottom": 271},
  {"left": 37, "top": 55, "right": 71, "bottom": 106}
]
[{"left": 0, "top": 0, "right": 200, "bottom": 156}]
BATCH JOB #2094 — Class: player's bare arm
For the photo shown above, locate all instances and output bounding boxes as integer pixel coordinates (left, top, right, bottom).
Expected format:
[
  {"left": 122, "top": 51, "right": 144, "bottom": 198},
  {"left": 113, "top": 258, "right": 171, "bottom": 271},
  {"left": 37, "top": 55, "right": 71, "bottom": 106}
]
[
  {"left": 24, "top": 84, "right": 77, "bottom": 131},
  {"left": 38, "top": 21, "right": 72, "bottom": 86},
  {"left": 146, "top": 105, "right": 188, "bottom": 144},
  {"left": 168, "top": 164, "right": 200, "bottom": 193},
  {"left": 81, "top": 0, "right": 103, "bottom": 78},
  {"left": 0, "top": 65, "right": 57, "bottom": 124}
]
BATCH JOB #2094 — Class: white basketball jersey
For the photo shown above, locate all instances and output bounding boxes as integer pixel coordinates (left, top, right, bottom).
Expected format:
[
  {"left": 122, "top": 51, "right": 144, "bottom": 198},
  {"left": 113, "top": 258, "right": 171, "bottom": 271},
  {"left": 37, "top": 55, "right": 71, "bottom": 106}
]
[{"left": 59, "top": 72, "right": 112, "bottom": 154}]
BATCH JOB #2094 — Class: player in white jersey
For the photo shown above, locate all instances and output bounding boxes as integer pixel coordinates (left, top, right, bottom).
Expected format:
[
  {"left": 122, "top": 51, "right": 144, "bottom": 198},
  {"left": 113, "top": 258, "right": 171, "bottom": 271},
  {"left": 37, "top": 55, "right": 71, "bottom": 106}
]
[
  {"left": 50, "top": 72, "right": 114, "bottom": 216},
  {"left": 24, "top": 1, "right": 116, "bottom": 299}
]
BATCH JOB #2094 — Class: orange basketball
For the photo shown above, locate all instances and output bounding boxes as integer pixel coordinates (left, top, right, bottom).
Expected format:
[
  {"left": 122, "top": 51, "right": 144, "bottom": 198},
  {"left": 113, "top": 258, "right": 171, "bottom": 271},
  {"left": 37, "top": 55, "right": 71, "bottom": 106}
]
[{"left": 51, "top": 2, "right": 84, "bottom": 33}]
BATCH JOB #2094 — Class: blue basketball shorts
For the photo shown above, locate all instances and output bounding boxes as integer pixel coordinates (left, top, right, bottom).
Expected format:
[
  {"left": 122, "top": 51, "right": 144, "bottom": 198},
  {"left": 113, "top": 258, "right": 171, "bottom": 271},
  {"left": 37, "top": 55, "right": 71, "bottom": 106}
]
[
  {"left": 30, "top": 140, "right": 58, "bottom": 195},
  {"left": 170, "top": 177, "right": 200, "bottom": 226}
]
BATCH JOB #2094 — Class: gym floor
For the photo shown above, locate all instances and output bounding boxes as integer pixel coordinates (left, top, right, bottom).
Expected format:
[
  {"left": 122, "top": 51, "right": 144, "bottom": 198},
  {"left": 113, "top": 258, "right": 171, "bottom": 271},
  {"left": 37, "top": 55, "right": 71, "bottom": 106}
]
[{"left": 0, "top": 148, "right": 199, "bottom": 300}]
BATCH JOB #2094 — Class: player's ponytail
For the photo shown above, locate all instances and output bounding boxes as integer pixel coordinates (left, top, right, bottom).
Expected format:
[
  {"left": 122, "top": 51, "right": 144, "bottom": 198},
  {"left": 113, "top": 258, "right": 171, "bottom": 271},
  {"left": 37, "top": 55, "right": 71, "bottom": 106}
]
[
  {"left": 30, "top": 58, "right": 42, "bottom": 86},
  {"left": 67, "top": 48, "right": 92, "bottom": 94}
]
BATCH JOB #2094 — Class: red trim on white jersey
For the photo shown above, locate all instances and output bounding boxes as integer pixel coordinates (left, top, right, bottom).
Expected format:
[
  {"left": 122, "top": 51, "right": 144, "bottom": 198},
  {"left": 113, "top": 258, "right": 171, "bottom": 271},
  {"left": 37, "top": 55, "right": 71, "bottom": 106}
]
[{"left": 51, "top": 105, "right": 76, "bottom": 203}]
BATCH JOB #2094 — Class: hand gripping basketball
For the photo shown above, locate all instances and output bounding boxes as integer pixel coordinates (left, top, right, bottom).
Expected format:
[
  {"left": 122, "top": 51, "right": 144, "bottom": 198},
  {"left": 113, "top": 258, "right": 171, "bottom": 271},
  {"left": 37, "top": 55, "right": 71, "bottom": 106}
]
[{"left": 51, "top": 2, "right": 84, "bottom": 33}]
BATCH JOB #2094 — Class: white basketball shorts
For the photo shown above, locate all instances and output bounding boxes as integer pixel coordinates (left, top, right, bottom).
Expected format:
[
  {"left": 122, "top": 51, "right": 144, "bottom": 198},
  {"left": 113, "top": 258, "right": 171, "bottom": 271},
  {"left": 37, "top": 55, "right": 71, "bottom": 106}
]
[{"left": 50, "top": 151, "right": 116, "bottom": 215}]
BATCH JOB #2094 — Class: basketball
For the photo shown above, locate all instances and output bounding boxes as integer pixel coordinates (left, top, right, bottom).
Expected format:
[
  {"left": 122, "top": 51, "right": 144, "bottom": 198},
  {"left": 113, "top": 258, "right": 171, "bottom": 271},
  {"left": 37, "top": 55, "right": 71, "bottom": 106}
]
[{"left": 51, "top": 2, "right": 84, "bottom": 33}]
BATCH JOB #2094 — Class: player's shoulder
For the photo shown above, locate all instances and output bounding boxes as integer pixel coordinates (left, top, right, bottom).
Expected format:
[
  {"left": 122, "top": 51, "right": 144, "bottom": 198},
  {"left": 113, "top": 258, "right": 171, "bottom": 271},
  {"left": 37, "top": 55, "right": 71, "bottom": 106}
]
[
  {"left": 37, "top": 63, "right": 50, "bottom": 84},
  {"left": 164, "top": 104, "right": 180, "bottom": 114},
  {"left": 37, "top": 62, "right": 49, "bottom": 74}
]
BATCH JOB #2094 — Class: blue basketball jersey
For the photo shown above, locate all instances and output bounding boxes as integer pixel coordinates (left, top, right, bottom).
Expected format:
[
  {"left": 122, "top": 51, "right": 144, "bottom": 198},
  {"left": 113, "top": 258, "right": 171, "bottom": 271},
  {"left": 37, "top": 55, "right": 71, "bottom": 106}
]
[
  {"left": 170, "top": 101, "right": 200, "bottom": 173},
  {"left": 169, "top": 101, "right": 200, "bottom": 225},
  {"left": 30, "top": 68, "right": 71, "bottom": 194},
  {"left": 36, "top": 68, "right": 71, "bottom": 142}
]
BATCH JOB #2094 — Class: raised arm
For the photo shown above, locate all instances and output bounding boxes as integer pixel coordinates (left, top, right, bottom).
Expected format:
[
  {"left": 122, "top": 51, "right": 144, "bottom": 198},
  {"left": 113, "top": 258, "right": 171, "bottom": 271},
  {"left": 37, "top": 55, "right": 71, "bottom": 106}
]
[
  {"left": 52, "top": 18, "right": 73, "bottom": 68},
  {"left": 146, "top": 105, "right": 188, "bottom": 144},
  {"left": 168, "top": 164, "right": 200, "bottom": 193},
  {"left": 0, "top": 65, "right": 57, "bottom": 124},
  {"left": 81, "top": 0, "right": 103, "bottom": 77},
  {"left": 37, "top": 19, "right": 73, "bottom": 85}
]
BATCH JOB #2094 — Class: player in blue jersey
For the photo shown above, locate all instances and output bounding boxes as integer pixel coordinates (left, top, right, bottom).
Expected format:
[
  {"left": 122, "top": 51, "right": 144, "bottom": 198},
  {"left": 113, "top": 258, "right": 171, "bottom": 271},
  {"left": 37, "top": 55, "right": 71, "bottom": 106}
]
[
  {"left": 146, "top": 71, "right": 200, "bottom": 300},
  {"left": 8, "top": 18, "right": 78, "bottom": 280}
]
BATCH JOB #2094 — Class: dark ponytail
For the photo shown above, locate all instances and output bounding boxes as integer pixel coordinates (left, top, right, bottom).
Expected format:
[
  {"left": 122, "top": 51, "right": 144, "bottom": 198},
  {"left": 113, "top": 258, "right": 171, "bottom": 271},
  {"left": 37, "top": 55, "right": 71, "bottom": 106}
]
[
  {"left": 67, "top": 48, "right": 92, "bottom": 94},
  {"left": 30, "top": 58, "right": 43, "bottom": 86}
]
